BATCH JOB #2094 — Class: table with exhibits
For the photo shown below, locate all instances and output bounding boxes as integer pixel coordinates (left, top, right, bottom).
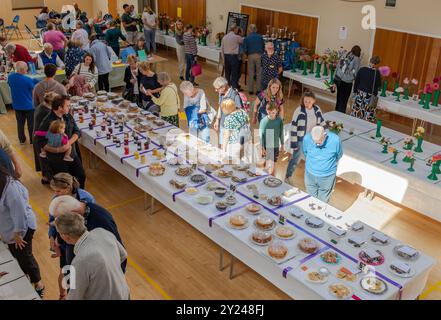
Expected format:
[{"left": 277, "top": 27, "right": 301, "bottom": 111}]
[
  {"left": 0, "top": 242, "right": 41, "bottom": 300},
  {"left": 70, "top": 94, "right": 435, "bottom": 300},
  {"left": 283, "top": 70, "right": 441, "bottom": 128}
]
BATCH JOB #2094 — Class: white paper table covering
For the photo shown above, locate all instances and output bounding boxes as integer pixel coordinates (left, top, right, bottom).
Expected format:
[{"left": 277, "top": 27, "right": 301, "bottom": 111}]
[{"left": 74, "top": 103, "right": 435, "bottom": 300}]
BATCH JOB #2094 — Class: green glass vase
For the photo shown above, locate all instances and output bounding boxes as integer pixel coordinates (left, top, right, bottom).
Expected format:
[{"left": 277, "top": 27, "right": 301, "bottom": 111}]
[
  {"left": 391, "top": 153, "right": 398, "bottom": 164},
  {"left": 428, "top": 165, "right": 438, "bottom": 181},
  {"left": 382, "top": 145, "right": 388, "bottom": 154},
  {"left": 432, "top": 90, "right": 440, "bottom": 107},
  {"left": 309, "top": 61, "right": 315, "bottom": 74},
  {"left": 419, "top": 93, "right": 425, "bottom": 105},
  {"left": 423, "top": 93, "right": 432, "bottom": 109},
  {"left": 380, "top": 81, "right": 388, "bottom": 97},
  {"left": 414, "top": 137, "right": 424, "bottom": 153},
  {"left": 395, "top": 92, "right": 401, "bottom": 102},
  {"left": 392, "top": 83, "right": 399, "bottom": 96},
  {"left": 435, "top": 161, "right": 441, "bottom": 174},
  {"left": 330, "top": 68, "right": 335, "bottom": 84},
  {"left": 315, "top": 63, "right": 322, "bottom": 78},
  {"left": 408, "top": 160, "right": 415, "bottom": 172},
  {"left": 403, "top": 88, "right": 409, "bottom": 100},
  {"left": 323, "top": 64, "right": 329, "bottom": 77},
  {"left": 376, "top": 120, "right": 382, "bottom": 138},
  {"left": 302, "top": 61, "right": 308, "bottom": 76}
]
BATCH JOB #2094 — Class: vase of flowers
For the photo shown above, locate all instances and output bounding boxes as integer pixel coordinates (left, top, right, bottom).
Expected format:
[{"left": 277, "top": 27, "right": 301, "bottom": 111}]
[
  {"left": 413, "top": 126, "right": 425, "bottom": 153},
  {"left": 391, "top": 72, "right": 400, "bottom": 96},
  {"left": 423, "top": 84, "right": 433, "bottom": 110},
  {"left": 407, "top": 155, "right": 416, "bottom": 172},
  {"left": 427, "top": 154, "right": 441, "bottom": 181},
  {"left": 389, "top": 147, "right": 399, "bottom": 164},
  {"left": 380, "top": 137, "right": 391, "bottom": 154},
  {"left": 418, "top": 90, "right": 425, "bottom": 105},
  {"left": 403, "top": 137, "right": 415, "bottom": 151},
  {"left": 315, "top": 56, "right": 324, "bottom": 78},
  {"left": 324, "top": 48, "right": 340, "bottom": 85},
  {"left": 378, "top": 66, "right": 391, "bottom": 97},
  {"left": 395, "top": 87, "right": 404, "bottom": 102},
  {"left": 403, "top": 150, "right": 414, "bottom": 163},
  {"left": 402, "top": 78, "right": 410, "bottom": 100},
  {"left": 215, "top": 32, "right": 224, "bottom": 48},
  {"left": 299, "top": 53, "right": 312, "bottom": 76},
  {"left": 310, "top": 54, "right": 318, "bottom": 74},
  {"left": 376, "top": 119, "right": 383, "bottom": 138},
  {"left": 326, "top": 121, "right": 344, "bottom": 135},
  {"left": 431, "top": 78, "right": 440, "bottom": 107},
  {"left": 199, "top": 26, "right": 210, "bottom": 46},
  {"left": 322, "top": 54, "right": 329, "bottom": 77}
]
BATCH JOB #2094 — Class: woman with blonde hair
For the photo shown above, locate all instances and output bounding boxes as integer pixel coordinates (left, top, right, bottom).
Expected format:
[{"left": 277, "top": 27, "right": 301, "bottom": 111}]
[
  {"left": 48, "top": 172, "right": 95, "bottom": 300},
  {"left": 147, "top": 72, "right": 180, "bottom": 127},
  {"left": 175, "top": 19, "right": 186, "bottom": 80},
  {"left": 252, "top": 78, "right": 285, "bottom": 124},
  {"left": 221, "top": 99, "right": 250, "bottom": 161}
]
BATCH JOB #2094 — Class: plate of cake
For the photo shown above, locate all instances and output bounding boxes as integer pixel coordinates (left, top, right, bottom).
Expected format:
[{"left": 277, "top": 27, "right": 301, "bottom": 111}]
[
  {"left": 254, "top": 215, "right": 276, "bottom": 231},
  {"left": 228, "top": 214, "right": 249, "bottom": 230},
  {"left": 250, "top": 231, "right": 273, "bottom": 246},
  {"left": 246, "top": 203, "right": 262, "bottom": 215},
  {"left": 274, "top": 226, "right": 296, "bottom": 240},
  {"left": 267, "top": 241, "right": 288, "bottom": 260},
  {"left": 306, "top": 271, "right": 328, "bottom": 284},
  {"left": 329, "top": 283, "right": 353, "bottom": 300},
  {"left": 298, "top": 238, "right": 319, "bottom": 254}
]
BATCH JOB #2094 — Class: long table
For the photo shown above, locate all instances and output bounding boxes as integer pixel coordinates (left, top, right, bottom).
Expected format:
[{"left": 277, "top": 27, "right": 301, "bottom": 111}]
[
  {"left": 155, "top": 31, "right": 221, "bottom": 63},
  {"left": 323, "top": 111, "right": 441, "bottom": 222},
  {"left": 283, "top": 70, "right": 441, "bottom": 128},
  {"left": 0, "top": 242, "right": 41, "bottom": 300},
  {"left": 72, "top": 100, "right": 435, "bottom": 300}
]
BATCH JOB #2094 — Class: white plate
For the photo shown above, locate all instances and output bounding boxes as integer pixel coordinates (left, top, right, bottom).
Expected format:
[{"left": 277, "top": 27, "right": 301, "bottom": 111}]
[
  {"left": 196, "top": 195, "right": 213, "bottom": 205},
  {"left": 249, "top": 234, "right": 273, "bottom": 247},
  {"left": 388, "top": 264, "right": 416, "bottom": 278},
  {"left": 185, "top": 188, "right": 199, "bottom": 196},
  {"left": 226, "top": 221, "right": 249, "bottom": 230},
  {"left": 274, "top": 226, "right": 297, "bottom": 240},
  {"left": 305, "top": 271, "right": 329, "bottom": 284},
  {"left": 254, "top": 220, "right": 276, "bottom": 231},
  {"left": 328, "top": 283, "right": 353, "bottom": 300},
  {"left": 360, "top": 276, "right": 388, "bottom": 295}
]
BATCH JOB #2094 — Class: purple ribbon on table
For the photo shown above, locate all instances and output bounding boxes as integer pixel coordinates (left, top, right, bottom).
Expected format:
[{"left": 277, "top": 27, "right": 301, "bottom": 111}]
[
  {"left": 281, "top": 246, "right": 330, "bottom": 278},
  {"left": 204, "top": 169, "right": 404, "bottom": 299},
  {"left": 120, "top": 148, "right": 155, "bottom": 164},
  {"left": 104, "top": 144, "right": 116, "bottom": 154},
  {"left": 208, "top": 202, "right": 252, "bottom": 227}
]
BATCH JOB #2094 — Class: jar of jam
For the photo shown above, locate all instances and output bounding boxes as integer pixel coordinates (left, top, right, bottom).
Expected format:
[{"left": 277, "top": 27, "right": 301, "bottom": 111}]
[{"left": 124, "top": 146, "right": 129, "bottom": 155}]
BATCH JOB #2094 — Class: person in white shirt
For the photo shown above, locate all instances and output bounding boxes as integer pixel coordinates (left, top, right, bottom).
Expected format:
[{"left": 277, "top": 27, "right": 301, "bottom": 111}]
[
  {"left": 54, "top": 211, "right": 130, "bottom": 300},
  {"left": 142, "top": 6, "right": 158, "bottom": 56},
  {"left": 37, "top": 43, "right": 65, "bottom": 70},
  {"left": 71, "top": 20, "right": 90, "bottom": 50}
]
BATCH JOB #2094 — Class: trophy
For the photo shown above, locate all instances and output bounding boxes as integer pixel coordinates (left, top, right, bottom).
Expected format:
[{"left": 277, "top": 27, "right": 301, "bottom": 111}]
[
  {"left": 266, "top": 25, "right": 271, "bottom": 37},
  {"left": 271, "top": 27, "right": 276, "bottom": 40},
  {"left": 279, "top": 42, "right": 286, "bottom": 59},
  {"left": 278, "top": 28, "right": 284, "bottom": 39},
  {"left": 291, "top": 32, "right": 297, "bottom": 42},
  {"left": 283, "top": 26, "right": 288, "bottom": 39}
]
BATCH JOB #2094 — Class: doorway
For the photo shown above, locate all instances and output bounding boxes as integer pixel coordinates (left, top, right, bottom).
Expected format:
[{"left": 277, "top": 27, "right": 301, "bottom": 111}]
[{"left": 139, "top": 0, "right": 157, "bottom": 12}]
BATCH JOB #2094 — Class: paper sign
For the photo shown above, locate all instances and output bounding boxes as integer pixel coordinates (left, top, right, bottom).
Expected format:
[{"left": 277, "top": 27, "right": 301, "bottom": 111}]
[
  {"left": 177, "top": 7, "right": 182, "bottom": 18},
  {"left": 339, "top": 26, "right": 348, "bottom": 40},
  {"left": 138, "top": 50, "right": 147, "bottom": 62}
]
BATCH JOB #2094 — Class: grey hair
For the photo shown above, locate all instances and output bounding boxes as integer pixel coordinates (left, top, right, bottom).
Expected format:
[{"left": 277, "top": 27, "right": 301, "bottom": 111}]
[
  {"left": 213, "top": 77, "right": 229, "bottom": 90},
  {"left": 49, "top": 195, "right": 83, "bottom": 217},
  {"left": 249, "top": 24, "right": 257, "bottom": 33},
  {"left": 55, "top": 211, "right": 87, "bottom": 238},
  {"left": 15, "top": 61, "right": 28, "bottom": 73},
  {"left": 157, "top": 72, "right": 171, "bottom": 85},
  {"left": 229, "top": 23, "right": 237, "bottom": 32},
  {"left": 4, "top": 43, "right": 16, "bottom": 54},
  {"left": 179, "top": 81, "right": 194, "bottom": 94},
  {"left": 44, "top": 43, "right": 53, "bottom": 50}
]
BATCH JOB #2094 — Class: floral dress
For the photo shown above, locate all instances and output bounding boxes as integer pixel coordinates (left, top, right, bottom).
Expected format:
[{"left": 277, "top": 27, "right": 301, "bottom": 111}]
[
  {"left": 223, "top": 110, "right": 250, "bottom": 145},
  {"left": 65, "top": 47, "right": 85, "bottom": 78}
]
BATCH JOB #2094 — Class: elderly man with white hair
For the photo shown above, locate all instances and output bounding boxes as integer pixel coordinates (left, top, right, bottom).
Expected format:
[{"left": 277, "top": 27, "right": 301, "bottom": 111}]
[
  {"left": 3, "top": 42, "right": 34, "bottom": 63},
  {"left": 7, "top": 61, "right": 39, "bottom": 144},
  {"left": 302, "top": 126, "right": 343, "bottom": 203},
  {"left": 37, "top": 43, "right": 65, "bottom": 70},
  {"left": 49, "top": 195, "right": 126, "bottom": 272},
  {"left": 71, "top": 20, "right": 90, "bottom": 50},
  {"left": 54, "top": 212, "right": 130, "bottom": 300}
]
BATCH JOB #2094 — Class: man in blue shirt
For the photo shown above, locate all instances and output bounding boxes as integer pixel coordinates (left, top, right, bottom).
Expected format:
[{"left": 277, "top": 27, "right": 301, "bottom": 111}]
[
  {"left": 7, "top": 61, "right": 40, "bottom": 144},
  {"left": 243, "top": 24, "right": 264, "bottom": 95},
  {"left": 303, "top": 126, "right": 343, "bottom": 203}
]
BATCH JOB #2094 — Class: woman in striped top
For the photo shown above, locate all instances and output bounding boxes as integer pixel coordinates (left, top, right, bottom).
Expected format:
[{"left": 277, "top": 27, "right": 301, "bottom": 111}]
[
  {"left": 71, "top": 53, "right": 99, "bottom": 92},
  {"left": 183, "top": 24, "right": 198, "bottom": 85}
]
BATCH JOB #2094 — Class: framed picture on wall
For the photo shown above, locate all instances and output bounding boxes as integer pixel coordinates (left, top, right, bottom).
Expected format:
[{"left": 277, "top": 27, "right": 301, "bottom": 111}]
[
  {"left": 226, "top": 12, "right": 249, "bottom": 36},
  {"left": 11, "top": 0, "right": 45, "bottom": 10}
]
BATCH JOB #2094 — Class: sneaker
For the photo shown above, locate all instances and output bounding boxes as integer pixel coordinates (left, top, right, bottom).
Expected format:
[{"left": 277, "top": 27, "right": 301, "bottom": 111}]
[
  {"left": 19, "top": 140, "right": 26, "bottom": 145},
  {"left": 63, "top": 156, "right": 74, "bottom": 162}
]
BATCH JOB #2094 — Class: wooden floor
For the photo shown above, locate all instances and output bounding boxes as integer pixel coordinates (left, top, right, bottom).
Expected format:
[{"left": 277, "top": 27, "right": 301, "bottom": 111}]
[{"left": 1, "top": 38, "right": 441, "bottom": 300}]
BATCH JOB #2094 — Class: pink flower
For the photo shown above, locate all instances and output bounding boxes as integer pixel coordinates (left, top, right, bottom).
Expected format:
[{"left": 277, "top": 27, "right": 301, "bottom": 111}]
[
  {"left": 434, "top": 83, "right": 440, "bottom": 91},
  {"left": 379, "top": 66, "right": 391, "bottom": 77},
  {"left": 411, "top": 78, "right": 419, "bottom": 85},
  {"left": 403, "top": 77, "right": 410, "bottom": 85},
  {"left": 405, "top": 151, "right": 413, "bottom": 158},
  {"left": 425, "top": 84, "right": 433, "bottom": 94}
]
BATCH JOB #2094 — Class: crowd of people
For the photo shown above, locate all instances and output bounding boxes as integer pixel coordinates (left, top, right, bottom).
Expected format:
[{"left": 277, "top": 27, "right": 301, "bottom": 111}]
[{"left": 0, "top": 2, "right": 389, "bottom": 301}]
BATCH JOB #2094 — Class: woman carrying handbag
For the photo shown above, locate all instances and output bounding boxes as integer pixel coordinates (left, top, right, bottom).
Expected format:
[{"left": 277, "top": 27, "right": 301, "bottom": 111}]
[{"left": 350, "top": 56, "right": 382, "bottom": 122}]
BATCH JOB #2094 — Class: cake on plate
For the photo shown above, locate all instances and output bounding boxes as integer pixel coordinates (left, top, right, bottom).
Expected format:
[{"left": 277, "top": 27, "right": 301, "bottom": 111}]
[
  {"left": 149, "top": 163, "right": 165, "bottom": 176},
  {"left": 275, "top": 226, "right": 295, "bottom": 239},
  {"left": 252, "top": 231, "right": 272, "bottom": 245},
  {"left": 268, "top": 242, "right": 288, "bottom": 259},
  {"left": 298, "top": 238, "right": 319, "bottom": 253},
  {"left": 229, "top": 214, "right": 248, "bottom": 228},
  {"left": 255, "top": 215, "right": 275, "bottom": 230}
]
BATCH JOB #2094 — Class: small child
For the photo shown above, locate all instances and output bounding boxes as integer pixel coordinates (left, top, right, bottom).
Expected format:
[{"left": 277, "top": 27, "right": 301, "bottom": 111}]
[
  {"left": 259, "top": 104, "right": 285, "bottom": 175},
  {"left": 35, "top": 120, "right": 73, "bottom": 162}
]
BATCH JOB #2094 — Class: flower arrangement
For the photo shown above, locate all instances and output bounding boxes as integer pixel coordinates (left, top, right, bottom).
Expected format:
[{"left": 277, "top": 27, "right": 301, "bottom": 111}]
[
  {"left": 310, "top": 53, "right": 320, "bottom": 74},
  {"left": 413, "top": 126, "right": 425, "bottom": 153},
  {"left": 326, "top": 121, "right": 344, "bottom": 134},
  {"left": 391, "top": 72, "right": 400, "bottom": 96},
  {"left": 321, "top": 54, "right": 329, "bottom": 76},
  {"left": 378, "top": 66, "right": 391, "bottom": 97},
  {"left": 215, "top": 32, "right": 224, "bottom": 48},
  {"left": 395, "top": 87, "right": 404, "bottom": 102},
  {"left": 380, "top": 137, "right": 391, "bottom": 154},
  {"left": 389, "top": 147, "right": 399, "bottom": 164},
  {"left": 423, "top": 84, "right": 433, "bottom": 109},
  {"left": 432, "top": 77, "right": 440, "bottom": 107},
  {"left": 315, "top": 55, "right": 326, "bottom": 78},
  {"left": 297, "top": 48, "right": 312, "bottom": 75},
  {"left": 403, "top": 137, "right": 415, "bottom": 150},
  {"left": 404, "top": 151, "right": 416, "bottom": 172},
  {"left": 427, "top": 154, "right": 441, "bottom": 180}
]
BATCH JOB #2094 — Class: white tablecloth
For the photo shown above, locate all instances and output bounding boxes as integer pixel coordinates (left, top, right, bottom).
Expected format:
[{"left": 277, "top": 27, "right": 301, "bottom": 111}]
[
  {"left": 156, "top": 31, "right": 221, "bottom": 63},
  {"left": 72, "top": 103, "right": 435, "bottom": 300},
  {"left": 283, "top": 70, "right": 441, "bottom": 126},
  {"left": 0, "top": 242, "right": 41, "bottom": 300},
  {"left": 323, "top": 111, "right": 441, "bottom": 222}
]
